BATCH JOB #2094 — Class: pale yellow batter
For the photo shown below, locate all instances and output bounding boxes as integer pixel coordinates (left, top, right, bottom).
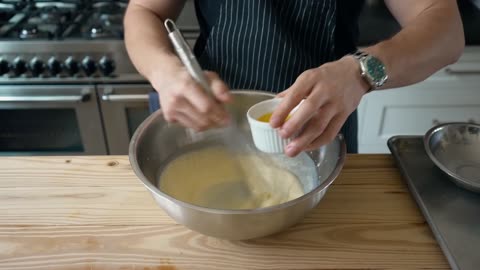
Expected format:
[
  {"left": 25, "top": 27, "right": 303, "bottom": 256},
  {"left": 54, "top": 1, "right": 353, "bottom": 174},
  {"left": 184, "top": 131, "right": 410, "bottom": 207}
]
[{"left": 159, "top": 147, "right": 305, "bottom": 210}]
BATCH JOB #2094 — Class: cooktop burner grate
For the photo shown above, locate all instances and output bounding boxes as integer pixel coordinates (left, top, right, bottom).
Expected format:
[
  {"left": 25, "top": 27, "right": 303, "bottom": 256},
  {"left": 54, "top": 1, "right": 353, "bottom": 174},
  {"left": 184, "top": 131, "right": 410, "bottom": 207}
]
[{"left": 0, "top": 0, "right": 127, "bottom": 40}]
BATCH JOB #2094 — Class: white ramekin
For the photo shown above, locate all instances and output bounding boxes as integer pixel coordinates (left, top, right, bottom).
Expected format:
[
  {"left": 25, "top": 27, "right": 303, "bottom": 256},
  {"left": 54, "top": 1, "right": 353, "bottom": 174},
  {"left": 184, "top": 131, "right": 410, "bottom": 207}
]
[{"left": 246, "top": 98, "right": 291, "bottom": 153}]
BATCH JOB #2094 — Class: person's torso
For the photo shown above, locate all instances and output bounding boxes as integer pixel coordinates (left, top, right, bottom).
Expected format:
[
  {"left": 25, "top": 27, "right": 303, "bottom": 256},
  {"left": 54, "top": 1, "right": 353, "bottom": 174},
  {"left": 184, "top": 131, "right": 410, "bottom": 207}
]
[{"left": 193, "top": 0, "right": 365, "bottom": 92}]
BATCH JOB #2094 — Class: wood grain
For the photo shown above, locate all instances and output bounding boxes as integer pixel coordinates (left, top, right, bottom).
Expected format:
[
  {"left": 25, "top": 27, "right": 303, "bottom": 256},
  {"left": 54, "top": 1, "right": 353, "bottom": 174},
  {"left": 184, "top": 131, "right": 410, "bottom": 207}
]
[
  {"left": 0, "top": 154, "right": 449, "bottom": 269},
  {"left": 0, "top": 156, "right": 137, "bottom": 188}
]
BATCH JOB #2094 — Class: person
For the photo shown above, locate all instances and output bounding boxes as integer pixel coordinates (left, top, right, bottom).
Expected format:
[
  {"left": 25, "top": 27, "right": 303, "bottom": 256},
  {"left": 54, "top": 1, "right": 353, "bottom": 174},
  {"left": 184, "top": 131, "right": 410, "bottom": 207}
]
[{"left": 124, "top": 0, "right": 464, "bottom": 156}]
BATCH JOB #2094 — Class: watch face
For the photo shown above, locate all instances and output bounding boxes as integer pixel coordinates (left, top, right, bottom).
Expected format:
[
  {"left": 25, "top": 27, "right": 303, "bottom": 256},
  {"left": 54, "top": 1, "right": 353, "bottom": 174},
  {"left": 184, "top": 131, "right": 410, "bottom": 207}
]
[{"left": 365, "top": 56, "right": 387, "bottom": 83}]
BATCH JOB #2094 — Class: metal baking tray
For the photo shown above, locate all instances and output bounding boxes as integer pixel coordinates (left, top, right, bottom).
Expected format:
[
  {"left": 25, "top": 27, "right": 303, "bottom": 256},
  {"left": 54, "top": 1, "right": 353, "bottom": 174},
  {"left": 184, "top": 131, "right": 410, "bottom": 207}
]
[{"left": 388, "top": 136, "right": 480, "bottom": 270}]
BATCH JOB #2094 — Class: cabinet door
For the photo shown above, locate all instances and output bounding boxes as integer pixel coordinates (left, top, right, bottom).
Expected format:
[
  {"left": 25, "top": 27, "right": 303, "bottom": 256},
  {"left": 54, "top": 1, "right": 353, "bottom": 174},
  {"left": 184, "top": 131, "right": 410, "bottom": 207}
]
[
  {"left": 0, "top": 85, "right": 107, "bottom": 155},
  {"left": 98, "top": 85, "right": 152, "bottom": 155},
  {"left": 358, "top": 78, "right": 480, "bottom": 153}
]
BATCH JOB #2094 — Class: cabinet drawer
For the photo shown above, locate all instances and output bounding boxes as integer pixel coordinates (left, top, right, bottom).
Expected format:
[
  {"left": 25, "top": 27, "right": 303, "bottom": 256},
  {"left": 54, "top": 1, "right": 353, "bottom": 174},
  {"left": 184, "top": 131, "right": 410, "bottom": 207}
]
[{"left": 380, "top": 105, "right": 479, "bottom": 136}]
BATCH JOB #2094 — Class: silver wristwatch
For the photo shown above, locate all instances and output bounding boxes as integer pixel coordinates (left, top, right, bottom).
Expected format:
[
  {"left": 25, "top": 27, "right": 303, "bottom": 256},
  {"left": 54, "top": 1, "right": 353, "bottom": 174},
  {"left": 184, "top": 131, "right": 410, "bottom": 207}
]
[{"left": 352, "top": 51, "right": 388, "bottom": 92}]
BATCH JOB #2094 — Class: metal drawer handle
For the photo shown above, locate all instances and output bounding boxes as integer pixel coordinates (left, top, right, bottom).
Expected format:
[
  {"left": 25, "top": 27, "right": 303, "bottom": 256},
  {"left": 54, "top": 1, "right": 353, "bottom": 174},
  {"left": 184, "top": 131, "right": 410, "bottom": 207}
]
[
  {"left": 0, "top": 94, "right": 90, "bottom": 103},
  {"left": 101, "top": 94, "right": 149, "bottom": 102},
  {"left": 445, "top": 67, "right": 480, "bottom": 75}
]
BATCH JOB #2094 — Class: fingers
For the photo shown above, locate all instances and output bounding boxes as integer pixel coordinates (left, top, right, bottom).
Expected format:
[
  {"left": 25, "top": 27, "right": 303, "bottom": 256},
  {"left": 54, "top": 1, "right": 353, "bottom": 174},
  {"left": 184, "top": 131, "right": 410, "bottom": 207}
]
[
  {"left": 276, "top": 87, "right": 292, "bottom": 98},
  {"left": 159, "top": 69, "right": 232, "bottom": 130},
  {"left": 270, "top": 70, "right": 315, "bottom": 128},
  {"left": 176, "top": 98, "right": 214, "bottom": 131},
  {"left": 279, "top": 89, "right": 328, "bottom": 139},
  {"left": 173, "top": 111, "right": 203, "bottom": 131},
  {"left": 304, "top": 114, "right": 346, "bottom": 151},
  {"left": 166, "top": 98, "right": 222, "bottom": 132},
  {"left": 185, "top": 82, "right": 228, "bottom": 122},
  {"left": 206, "top": 71, "right": 232, "bottom": 103},
  {"left": 284, "top": 105, "right": 337, "bottom": 157},
  {"left": 166, "top": 93, "right": 229, "bottom": 131},
  {"left": 168, "top": 70, "right": 230, "bottom": 127}
]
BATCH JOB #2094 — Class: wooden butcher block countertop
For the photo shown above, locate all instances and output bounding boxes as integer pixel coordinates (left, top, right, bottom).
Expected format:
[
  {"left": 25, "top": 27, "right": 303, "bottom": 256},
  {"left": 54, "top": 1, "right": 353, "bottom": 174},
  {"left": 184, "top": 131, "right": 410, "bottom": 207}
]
[{"left": 0, "top": 155, "right": 448, "bottom": 270}]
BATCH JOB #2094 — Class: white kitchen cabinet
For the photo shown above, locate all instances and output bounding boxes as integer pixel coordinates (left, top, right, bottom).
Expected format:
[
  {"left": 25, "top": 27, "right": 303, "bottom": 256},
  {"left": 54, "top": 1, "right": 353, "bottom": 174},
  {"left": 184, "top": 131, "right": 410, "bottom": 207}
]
[{"left": 358, "top": 46, "right": 480, "bottom": 153}]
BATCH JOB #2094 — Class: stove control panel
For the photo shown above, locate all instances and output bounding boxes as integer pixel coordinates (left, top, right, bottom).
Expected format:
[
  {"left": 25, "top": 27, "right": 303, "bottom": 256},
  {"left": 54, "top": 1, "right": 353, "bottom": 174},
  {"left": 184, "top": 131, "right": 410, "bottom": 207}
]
[
  {"left": 81, "top": 56, "right": 97, "bottom": 76},
  {"left": 98, "top": 56, "right": 116, "bottom": 76},
  {"left": 0, "top": 41, "right": 143, "bottom": 83},
  {"left": 0, "top": 55, "right": 117, "bottom": 78},
  {"left": 0, "top": 58, "right": 9, "bottom": 75},
  {"left": 47, "top": 57, "right": 62, "bottom": 76},
  {"left": 64, "top": 56, "right": 80, "bottom": 76},
  {"left": 11, "top": 57, "right": 27, "bottom": 76},
  {"left": 29, "top": 57, "right": 45, "bottom": 76}
]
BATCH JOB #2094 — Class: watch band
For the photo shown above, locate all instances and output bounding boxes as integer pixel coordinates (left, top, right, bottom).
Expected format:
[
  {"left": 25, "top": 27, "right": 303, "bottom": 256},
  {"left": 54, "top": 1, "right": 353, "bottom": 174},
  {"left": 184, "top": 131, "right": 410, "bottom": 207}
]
[
  {"left": 352, "top": 50, "right": 368, "bottom": 59},
  {"left": 351, "top": 50, "right": 374, "bottom": 93}
]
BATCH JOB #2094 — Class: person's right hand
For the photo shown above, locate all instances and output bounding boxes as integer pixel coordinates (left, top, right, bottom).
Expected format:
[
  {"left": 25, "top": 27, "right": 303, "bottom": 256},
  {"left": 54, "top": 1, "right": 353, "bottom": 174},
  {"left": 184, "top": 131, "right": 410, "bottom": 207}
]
[{"left": 152, "top": 65, "right": 232, "bottom": 131}]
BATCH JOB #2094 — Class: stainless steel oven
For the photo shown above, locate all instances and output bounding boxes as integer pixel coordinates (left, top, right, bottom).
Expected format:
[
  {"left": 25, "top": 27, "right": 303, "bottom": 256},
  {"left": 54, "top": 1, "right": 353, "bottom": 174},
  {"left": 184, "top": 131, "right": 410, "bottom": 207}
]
[
  {"left": 0, "top": 85, "right": 107, "bottom": 155},
  {"left": 0, "top": 0, "right": 197, "bottom": 156},
  {"left": 98, "top": 84, "right": 151, "bottom": 155}
]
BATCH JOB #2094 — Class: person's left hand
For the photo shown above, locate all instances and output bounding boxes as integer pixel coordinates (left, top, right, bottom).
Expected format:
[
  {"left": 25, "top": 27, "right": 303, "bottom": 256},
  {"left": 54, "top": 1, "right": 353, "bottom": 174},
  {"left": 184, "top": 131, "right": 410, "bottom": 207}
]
[{"left": 270, "top": 55, "right": 371, "bottom": 157}]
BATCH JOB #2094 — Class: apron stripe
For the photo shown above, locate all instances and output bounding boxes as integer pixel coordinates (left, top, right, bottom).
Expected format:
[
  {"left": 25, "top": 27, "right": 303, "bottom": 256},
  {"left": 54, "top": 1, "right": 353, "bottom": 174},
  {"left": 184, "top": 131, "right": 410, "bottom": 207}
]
[
  {"left": 280, "top": 1, "right": 298, "bottom": 90},
  {"left": 327, "top": 1, "right": 338, "bottom": 59},
  {"left": 267, "top": 3, "right": 281, "bottom": 92},
  {"left": 236, "top": 0, "right": 250, "bottom": 88}
]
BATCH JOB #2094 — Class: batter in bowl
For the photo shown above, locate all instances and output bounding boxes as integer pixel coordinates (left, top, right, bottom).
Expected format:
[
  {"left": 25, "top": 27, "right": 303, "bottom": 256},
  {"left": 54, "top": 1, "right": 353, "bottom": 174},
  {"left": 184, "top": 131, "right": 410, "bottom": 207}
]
[{"left": 158, "top": 147, "right": 305, "bottom": 210}]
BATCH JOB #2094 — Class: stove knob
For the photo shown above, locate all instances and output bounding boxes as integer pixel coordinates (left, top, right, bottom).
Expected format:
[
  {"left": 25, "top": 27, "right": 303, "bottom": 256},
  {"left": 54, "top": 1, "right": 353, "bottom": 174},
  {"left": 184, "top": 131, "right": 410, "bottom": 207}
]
[
  {"left": 47, "top": 57, "right": 62, "bottom": 76},
  {"left": 99, "top": 56, "right": 115, "bottom": 76},
  {"left": 82, "top": 56, "right": 97, "bottom": 76},
  {"left": 29, "top": 57, "right": 45, "bottom": 77},
  {"left": 0, "top": 58, "right": 9, "bottom": 75},
  {"left": 11, "top": 57, "right": 27, "bottom": 76},
  {"left": 64, "top": 56, "right": 79, "bottom": 75}
]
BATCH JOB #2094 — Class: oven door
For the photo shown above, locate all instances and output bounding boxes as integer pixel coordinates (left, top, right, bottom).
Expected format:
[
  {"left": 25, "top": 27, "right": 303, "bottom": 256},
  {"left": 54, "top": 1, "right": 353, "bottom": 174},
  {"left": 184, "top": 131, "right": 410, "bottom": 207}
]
[
  {"left": 98, "top": 84, "right": 152, "bottom": 155},
  {"left": 0, "top": 85, "right": 107, "bottom": 155}
]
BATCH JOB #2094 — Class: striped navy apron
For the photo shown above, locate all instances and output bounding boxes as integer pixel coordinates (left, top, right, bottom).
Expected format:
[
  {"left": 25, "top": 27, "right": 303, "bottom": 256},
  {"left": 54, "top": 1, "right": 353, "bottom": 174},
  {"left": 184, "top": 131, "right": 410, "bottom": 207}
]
[{"left": 192, "top": 0, "right": 358, "bottom": 153}]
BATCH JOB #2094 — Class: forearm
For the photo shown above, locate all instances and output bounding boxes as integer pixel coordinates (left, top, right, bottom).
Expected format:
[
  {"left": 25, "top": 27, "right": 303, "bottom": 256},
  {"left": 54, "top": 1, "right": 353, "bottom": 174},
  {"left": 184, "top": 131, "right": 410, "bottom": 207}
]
[
  {"left": 124, "top": 2, "right": 183, "bottom": 83},
  {"left": 363, "top": 2, "right": 464, "bottom": 89}
]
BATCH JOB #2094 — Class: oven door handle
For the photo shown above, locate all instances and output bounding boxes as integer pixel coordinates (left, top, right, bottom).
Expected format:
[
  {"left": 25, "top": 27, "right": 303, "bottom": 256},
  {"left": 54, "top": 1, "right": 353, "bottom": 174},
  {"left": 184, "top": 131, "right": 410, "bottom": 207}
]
[
  {"left": 101, "top": 94, "right": 149, "bottom": 102},
  {"left": 0, "top": 94, "right": 90, "bottom": 103}
]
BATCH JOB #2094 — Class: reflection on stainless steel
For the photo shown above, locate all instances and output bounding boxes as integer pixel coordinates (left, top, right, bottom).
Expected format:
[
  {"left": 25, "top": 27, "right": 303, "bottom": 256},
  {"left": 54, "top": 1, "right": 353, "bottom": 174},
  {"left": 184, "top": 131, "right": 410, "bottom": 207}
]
[
  {"left": 424, "top": 122, "right": 480, "bottom": 192},
  {"left": 89, "top": 24, "right": 105, "bottom": 38},
  {"left": 0, "top": 94, "right": 88, "bottom": 103},
  {"left": 19, "top": 25, "right": 39, "bottom": 39},
  {"left": 129, "top": 91, "right": 346, "bottom": 240},
  {"left": 101, "top": 93, "right": 149, "bottom": 102}
]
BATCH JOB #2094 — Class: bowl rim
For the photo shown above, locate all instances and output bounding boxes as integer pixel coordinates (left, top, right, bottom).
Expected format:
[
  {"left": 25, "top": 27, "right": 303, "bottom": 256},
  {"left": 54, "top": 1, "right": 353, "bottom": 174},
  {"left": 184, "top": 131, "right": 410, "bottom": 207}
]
[
  {"left": 129, "top": 90, "right": 347, "bottom": 215},
  {"left": 424, "top": 122, "right": 480, "bottom": 190}
]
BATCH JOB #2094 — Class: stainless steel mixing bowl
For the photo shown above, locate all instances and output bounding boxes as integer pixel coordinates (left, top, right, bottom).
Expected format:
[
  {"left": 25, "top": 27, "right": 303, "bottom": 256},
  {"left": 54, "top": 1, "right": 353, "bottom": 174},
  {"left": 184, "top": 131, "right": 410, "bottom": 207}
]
[
  {"left": 129, "top": 90, "right": 346, "bottom": 240},
  {"left": 424, "top": 122, "right": 480, "bottom": 193}
]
